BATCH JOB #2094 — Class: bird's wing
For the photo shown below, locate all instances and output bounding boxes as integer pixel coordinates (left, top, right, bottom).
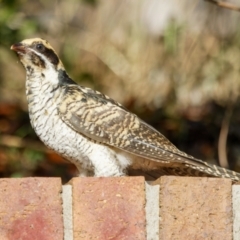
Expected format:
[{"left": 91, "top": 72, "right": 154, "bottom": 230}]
[
  {"left": 58, "top": 85, "right": 240, "bottom": 181},
  {"left": 58, "top": 85, "right": 206, "bottom": 168}
]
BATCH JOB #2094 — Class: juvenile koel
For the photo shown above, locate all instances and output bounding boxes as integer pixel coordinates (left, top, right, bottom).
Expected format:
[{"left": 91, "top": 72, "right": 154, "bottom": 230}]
[{"left": 11, "top": 38, "right": 240, "bottom": 181}]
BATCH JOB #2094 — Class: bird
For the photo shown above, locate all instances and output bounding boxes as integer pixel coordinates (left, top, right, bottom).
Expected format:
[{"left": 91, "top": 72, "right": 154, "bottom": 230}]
[{"left": 10, "top": 37, "right": 240, "bottom": 182}]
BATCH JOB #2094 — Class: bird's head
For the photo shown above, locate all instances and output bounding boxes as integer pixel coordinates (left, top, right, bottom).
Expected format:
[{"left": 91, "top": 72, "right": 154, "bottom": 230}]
[{"left": 11, "top": 38, "right": 65, "bottom": 73}]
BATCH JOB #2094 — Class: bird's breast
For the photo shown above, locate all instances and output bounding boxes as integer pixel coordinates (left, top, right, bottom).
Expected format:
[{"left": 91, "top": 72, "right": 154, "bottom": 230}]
[{"left": 25, "top": 78, "right": 94, "bottom": 169}]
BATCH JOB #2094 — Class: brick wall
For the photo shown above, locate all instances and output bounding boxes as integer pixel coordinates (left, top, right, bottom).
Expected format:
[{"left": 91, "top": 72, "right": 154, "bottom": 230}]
[{"left": 0, "top": 176, "right": 239, "bottom": 240}]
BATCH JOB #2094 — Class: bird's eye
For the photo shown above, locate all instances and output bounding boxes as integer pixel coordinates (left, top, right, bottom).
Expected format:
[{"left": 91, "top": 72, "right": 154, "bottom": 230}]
[{"left": 36, "top": 43, "right": 45, "bottom": 52}]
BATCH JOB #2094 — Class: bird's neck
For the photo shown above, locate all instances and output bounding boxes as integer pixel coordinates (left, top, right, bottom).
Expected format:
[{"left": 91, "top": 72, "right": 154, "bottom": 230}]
[
  {"left": 25, "top": 66, "right": 61, "bottom": 111},
  {"left": 25, "top": 65, "right": 59, "bottom": 92}
]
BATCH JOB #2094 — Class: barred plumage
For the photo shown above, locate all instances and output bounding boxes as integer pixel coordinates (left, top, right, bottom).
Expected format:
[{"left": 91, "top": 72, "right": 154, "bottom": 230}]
[{"left": 11, "top": 38, "right": 240, "bottom": 182}]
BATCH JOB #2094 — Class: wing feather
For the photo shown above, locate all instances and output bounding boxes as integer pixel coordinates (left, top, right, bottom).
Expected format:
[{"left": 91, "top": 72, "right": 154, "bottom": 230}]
[
  {"left": 58, "top": 85, "right": 205, "bottom": 167},
  {"left": 58, "top": 85, "right": 240, "bottom": 181}
]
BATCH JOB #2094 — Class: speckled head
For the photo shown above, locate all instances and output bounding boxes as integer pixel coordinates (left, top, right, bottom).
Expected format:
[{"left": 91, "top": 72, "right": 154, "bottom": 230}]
[{"left": 11, "top": 38, "right": 64, "bottom": 71}]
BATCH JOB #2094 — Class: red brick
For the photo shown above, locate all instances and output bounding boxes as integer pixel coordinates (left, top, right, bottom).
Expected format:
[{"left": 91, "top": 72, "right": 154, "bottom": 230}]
[
  {"left": 156, "top": 176, "right": 232, "bottom": 240},
  {"left": 72, "top": 177, "right": 146, "bottom": 240},
  {"left": 0, "top": 178, "right": 63, "bottom": 240}
]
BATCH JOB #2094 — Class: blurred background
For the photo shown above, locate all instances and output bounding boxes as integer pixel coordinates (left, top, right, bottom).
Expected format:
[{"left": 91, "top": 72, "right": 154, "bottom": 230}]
[{"left": 1, "top": 0, "right": 240, "bottom": 183}]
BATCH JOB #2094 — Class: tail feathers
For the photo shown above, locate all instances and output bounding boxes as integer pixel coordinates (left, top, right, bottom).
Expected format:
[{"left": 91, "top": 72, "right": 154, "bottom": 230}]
[
  {"left": 184, "top": 161, "right": 240, "bottom": 182},
  {"left": 128, "top": 162, "right": 240, "bottom": 182}
]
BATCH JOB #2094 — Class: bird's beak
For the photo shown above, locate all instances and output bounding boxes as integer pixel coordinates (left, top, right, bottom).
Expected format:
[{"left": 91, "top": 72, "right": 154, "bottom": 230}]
[{"left": 10, "top": 42, "right": 26, "bottom": 54}]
